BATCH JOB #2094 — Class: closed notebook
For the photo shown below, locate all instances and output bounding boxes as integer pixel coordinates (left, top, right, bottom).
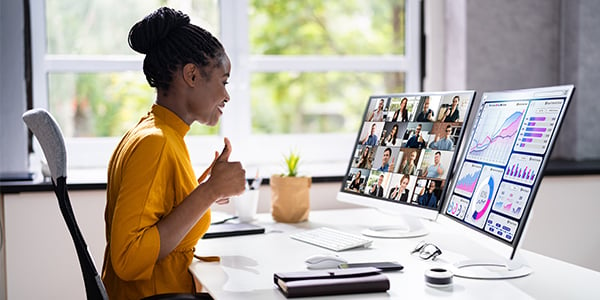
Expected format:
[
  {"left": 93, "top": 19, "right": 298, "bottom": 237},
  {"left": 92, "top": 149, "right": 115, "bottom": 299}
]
[{"left": 273, "top": 267, "right": 390, "bottom": 298}]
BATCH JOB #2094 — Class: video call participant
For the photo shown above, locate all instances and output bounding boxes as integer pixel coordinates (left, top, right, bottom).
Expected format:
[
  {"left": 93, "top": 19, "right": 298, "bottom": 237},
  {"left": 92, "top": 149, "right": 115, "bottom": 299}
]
[
  {"left": 348, "top": 170, "right": 363, "bottom": 192},
  {"left": 418, "top": 180, "right": 439, "bottom": 208},
  {"left": 381, "top": 123, "right": 399, "bottom": 146},
  {"left": 400, "top": 150, "right": 418, "bottom": 176},
  {"left": 377, "top": 147, "right": 394, "bottom": 172},
  {"left": 369, "top": 174, "right": 385, "bottom": 197},
  {"left": 391, "top": 97, "right": 409, "bottom": 122},
  {"left": 429, "top": 125, "right": 455, "bottom": 151},
  {"left": 423, "top": 151, "right": 444, "bottom": 178},
  {"left": 416, "top": 96, "right": 435, "bottom": 122},
  {"left": 388, "top": 174, "right": 411, "bottom": 202},
  {"left": 443, "top": 95, "right": 460, "bottom": 122},
  {"left": 405, "top": 123, "right": 426, "bottom": 149},
  {"left": 102, "top": 7, "right": 246, "bottom": 299},
  {"left": 357, "top": 146, "right": 372, "bottom": 169},
  {"left": 361, "top": 123, "right": 379, "bottom": 146},
  {"left": 368, "top": 98, "right": 386, "bottom": 121}
]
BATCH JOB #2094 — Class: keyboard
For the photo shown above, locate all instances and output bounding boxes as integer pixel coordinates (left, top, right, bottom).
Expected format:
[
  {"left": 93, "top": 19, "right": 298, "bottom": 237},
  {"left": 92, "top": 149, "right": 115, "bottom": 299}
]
[{"left": 289, "top": 227, "right": 373, "bottom": 251}]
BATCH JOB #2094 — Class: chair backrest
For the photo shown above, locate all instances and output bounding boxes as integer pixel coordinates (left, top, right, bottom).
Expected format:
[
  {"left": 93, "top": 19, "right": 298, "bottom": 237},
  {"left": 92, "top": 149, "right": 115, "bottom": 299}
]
[{"left": 23, "top": 108, "right": 108, "bottom": 300}]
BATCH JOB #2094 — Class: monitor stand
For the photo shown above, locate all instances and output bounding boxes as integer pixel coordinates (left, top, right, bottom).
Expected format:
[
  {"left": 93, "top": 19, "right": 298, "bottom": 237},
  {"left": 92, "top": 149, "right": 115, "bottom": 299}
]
[
  {"left": 361, "top": 214, "right": 429, "bottom": 238},
  {"left": 452, "top": 258, "right": 532, "bottom": 279}
]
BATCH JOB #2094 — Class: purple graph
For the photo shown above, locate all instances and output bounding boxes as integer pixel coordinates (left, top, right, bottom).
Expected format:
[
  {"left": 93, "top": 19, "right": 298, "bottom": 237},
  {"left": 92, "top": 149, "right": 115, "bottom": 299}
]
[
  {"left": 467, "top": 103, "right": 526, "bottom": 165},
  {"left": 506, "top": 164, "right": 536, "bottom": 181}
]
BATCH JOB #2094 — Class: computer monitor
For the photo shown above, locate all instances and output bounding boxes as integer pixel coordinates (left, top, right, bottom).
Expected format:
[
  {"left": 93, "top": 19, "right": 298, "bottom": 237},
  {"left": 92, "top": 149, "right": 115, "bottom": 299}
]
[
  {"left": 439, "top": 85, "right": 575, "bottom": 279},
  {"left": 337, "top": 91, "right": 476, "bottom": 238}
]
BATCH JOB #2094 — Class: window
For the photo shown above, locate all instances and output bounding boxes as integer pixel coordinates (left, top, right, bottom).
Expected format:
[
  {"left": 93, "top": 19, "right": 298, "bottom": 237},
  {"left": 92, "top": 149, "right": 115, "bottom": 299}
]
[{"left": 31, "top": 0, "right": 421, "bottom": 178}]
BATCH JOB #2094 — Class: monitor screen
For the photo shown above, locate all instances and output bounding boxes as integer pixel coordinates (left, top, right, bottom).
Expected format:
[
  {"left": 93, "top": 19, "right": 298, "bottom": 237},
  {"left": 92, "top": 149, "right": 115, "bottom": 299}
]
[
  {"left": 337, "top": 91, "right": 476, "bottom": 236},
  {"left": 441, "top": 85, "right": 575, "bottom": 260}
]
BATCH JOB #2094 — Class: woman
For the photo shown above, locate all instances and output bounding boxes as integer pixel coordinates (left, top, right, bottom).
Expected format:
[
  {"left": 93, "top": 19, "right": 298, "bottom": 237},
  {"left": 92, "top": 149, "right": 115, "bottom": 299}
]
[
  {"left": 357, "top": 146, "right": 371, "bottom": 169},
  {"left": 390, "top": 97, "right": 409, "bottom": 122},
  {"left": 102, "top": 7, "right": 246, "bottom": 299},
  {"left": 348, "top": 170, "right": 362, "bottom": 192},
  {"left": 400, "top": 150, "right": 417, "bottom": 175},
  {"left": 388, "top": 174, "right": 411, "bottom": 201},
  {"left": 443, "top": 95, "right": 460, "bottom": 122},
  {"left": 383, "top": 124, "right": 399, "bottom": 146},
  {"left": 398, "top": 97, "right": 409, "bottom": 122}
]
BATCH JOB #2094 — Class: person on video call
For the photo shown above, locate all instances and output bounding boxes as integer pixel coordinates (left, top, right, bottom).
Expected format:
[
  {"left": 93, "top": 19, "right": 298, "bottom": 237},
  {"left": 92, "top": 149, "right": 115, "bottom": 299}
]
[
  {"left": 348, "top": 170, "right": 363, "bottom": 192},
  {"left": 368, "top": 98, "right": 386, "bottom": 122},
  {"left": 381, "top": 124, "right": 399, "bottom": 146},
  {"left": 416, "top": 96, "right": 435, "bottom": 122},
  {"left": 102, "top": 7, "right": 246, "bottom": 299},
  {"left": 418, "top": 181, "right": 438, "bottom": 208},
  {"left": 391, "top": 97, "right": 409, "bottom": 122},
  {"left": 357, "top": 146, "right": 371, "bottom": 169},
  {"left": 377, "top": 147, "right": 394, "bottom": 172},
  {"left": 400, "top": 150, "right": 418, "bottom": 175},
  {"left": 429, "top": 124, "right": 454, "bottom": 151},
  {"left": 361, "top": 123, "right": 379, "bottom": 146},
  {"left": 405, "top": 123, "right": 426, "bottom": 149},
  {"left": 443, "top": 95, "right": 460, "bottom": 122},
  {"left": 369, "top": 174, "right": 385, "bottom": 197},
  {"left": 423, "top": 151, "right": 444, "bottom": 178},
  {"left": 388, "top": 174, "right": 411, "bottom": 202}
]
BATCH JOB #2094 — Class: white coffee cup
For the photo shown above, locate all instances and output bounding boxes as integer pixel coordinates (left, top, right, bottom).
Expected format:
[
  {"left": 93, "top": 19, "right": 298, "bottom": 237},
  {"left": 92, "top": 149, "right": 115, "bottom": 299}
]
[{"left": 233, "top": 190, "right": 259, "bottom": 222}]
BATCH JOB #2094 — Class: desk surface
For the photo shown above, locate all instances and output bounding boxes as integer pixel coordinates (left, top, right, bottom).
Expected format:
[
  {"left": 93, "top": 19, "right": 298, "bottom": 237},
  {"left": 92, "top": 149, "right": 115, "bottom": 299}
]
[{"left": 190, "top": 208, "right": 600, "bottom": 299}]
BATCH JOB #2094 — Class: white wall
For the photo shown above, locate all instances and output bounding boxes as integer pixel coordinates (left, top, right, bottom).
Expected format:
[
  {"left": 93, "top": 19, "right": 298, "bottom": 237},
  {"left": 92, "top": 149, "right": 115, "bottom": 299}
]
[{"left": 1, "top": 176, "right": 599, "bottom": 299}]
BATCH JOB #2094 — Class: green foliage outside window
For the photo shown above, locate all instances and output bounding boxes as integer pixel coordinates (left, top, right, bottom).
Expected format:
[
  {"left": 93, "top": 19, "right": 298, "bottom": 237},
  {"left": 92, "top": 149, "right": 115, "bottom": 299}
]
[{"left": 45, "top": 0, "right": 407, "bottom": 137}]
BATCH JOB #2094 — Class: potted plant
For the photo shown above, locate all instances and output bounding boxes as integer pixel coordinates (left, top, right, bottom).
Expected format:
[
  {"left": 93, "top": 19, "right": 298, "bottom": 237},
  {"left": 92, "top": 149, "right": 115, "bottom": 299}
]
[{"left": 270, "top": 150, "right": 311, "bottom": 223}]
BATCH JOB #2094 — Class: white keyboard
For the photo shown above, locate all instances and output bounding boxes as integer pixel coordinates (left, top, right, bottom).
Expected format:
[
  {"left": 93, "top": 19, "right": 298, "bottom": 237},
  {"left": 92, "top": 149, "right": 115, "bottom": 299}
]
[{"left": 289, "top": 227, "right": 373, "bottom": 251}]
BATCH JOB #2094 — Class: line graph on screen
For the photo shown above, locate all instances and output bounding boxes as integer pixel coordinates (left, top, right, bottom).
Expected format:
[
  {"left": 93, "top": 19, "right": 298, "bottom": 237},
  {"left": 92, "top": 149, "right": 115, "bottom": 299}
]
[{"left": 467, "top": 102, "right": 527, "bottom": 165}]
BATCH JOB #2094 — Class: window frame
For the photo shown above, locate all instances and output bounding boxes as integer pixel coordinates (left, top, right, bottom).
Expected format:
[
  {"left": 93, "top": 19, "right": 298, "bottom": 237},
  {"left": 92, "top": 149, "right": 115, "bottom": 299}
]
[{"left": 30, "top": 0, "right": 421, "bottom": 178}]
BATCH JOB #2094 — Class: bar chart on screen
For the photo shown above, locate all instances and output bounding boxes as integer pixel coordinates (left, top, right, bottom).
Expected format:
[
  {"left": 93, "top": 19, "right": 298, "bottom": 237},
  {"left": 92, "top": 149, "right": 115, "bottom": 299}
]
[{"left": 515, "top": 99, "right": 565, "bottom": 155}]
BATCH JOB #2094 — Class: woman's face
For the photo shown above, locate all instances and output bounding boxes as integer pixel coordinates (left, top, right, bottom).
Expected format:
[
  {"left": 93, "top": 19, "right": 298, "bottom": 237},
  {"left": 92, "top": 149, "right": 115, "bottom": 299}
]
[
  {"left": 391, "top": 125, "right": 398, "bottom": 135},
  {"left": 188, "top": 55, "right": 232, "bottom": 126},
  {"left": 400, "top": 178, "right": 409, "bottom": 189},
  {"left": 401, "top": 98, "right": 407, "bottom": 108},
  {"left": 410, "top": 152, "right": 416, "bottom": 161}
]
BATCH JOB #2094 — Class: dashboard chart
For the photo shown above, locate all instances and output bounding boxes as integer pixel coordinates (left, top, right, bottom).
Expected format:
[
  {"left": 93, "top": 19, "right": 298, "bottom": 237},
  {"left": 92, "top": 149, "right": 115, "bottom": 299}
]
[
  {"left": 504, "top": 153, "right": 542, "bottom": 186},
  {"left": 465, "top": 166, "right": 504, "bottom": 229},
  {"left": 493, "top": 181, "right": 530, "bottom": 219},
  {"left": 467, "top": 102, "right": 528, "bottom": 165},
  {"left": 454, "top": 162, "right": 483, "bottom": 198},
  {"left": 515, "top": 100, "right": 565, "bottom": 155}
]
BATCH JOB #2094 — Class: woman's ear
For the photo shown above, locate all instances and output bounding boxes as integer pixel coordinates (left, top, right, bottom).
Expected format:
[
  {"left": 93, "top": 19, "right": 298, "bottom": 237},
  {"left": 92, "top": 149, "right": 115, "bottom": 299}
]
[{"left": 182, "top": 63, "right": 197, "bottom": 87}]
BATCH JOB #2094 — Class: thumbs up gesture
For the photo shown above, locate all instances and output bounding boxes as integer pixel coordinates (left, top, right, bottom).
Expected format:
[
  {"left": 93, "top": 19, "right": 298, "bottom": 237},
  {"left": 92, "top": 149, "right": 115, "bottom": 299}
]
[{"left": 201, "top": 137, "right": 246, "bottom": 204}]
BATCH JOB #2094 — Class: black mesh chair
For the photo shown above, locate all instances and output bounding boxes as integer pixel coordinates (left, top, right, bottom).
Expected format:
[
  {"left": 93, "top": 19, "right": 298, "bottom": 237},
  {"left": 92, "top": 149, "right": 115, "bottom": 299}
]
[{"left": 23, "top": 109, "right": 211, "bottom": 300}]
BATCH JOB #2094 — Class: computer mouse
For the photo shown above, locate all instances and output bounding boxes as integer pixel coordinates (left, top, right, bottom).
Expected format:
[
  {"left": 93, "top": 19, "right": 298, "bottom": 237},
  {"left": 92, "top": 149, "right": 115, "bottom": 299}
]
[{"left": 305, "top": 254, "right": 348, "bottom": 270}]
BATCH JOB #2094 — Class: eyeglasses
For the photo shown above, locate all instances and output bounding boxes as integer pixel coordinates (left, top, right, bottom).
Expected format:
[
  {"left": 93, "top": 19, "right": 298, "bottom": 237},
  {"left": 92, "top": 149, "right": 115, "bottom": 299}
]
[{"left": 411, "top": 241, "right": 442, "bottom": 260}]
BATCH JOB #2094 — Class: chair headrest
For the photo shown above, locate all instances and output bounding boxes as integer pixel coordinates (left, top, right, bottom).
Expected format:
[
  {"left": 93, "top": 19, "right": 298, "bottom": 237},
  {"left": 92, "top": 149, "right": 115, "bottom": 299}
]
[{"left": 22, "top": 108, "right": 67, "bottom": 181}]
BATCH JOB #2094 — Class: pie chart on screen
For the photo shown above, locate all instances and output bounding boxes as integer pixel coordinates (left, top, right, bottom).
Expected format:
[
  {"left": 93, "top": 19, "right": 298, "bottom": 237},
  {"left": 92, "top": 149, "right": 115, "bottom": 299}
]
[{"left": 472, "top": 176, "right": 494, "bottom": 221}]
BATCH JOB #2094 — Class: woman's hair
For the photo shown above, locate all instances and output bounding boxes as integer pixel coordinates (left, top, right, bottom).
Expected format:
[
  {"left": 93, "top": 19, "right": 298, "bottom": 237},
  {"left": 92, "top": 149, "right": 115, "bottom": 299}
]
[
  {"left": 128, "top": 7, "right": 226, "bottom": 92},
  {"left": 401, "top": 174, "right": 410, "bottom": 183}
]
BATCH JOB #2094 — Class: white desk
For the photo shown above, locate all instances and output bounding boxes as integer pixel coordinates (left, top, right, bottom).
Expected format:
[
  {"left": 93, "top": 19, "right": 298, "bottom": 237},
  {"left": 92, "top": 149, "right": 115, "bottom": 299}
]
[{"left": 190, "top": 208, "right": 600, "bottom": 299}]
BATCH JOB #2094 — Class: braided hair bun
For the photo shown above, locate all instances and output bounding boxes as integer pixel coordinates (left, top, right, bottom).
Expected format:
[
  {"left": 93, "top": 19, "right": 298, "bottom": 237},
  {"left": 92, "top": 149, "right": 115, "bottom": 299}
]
[
  {"left": 128, "top": 7, "right": 189, "bottom": 55},
  {"left": 127, "top": 7, "right": 225, "bottom": 91}
]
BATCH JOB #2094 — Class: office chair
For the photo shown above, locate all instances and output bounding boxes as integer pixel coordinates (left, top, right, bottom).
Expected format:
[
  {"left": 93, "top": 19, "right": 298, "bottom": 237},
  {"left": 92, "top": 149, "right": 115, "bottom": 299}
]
[{"left": 23, "top": 109, "right": 211, "bottom": 300}]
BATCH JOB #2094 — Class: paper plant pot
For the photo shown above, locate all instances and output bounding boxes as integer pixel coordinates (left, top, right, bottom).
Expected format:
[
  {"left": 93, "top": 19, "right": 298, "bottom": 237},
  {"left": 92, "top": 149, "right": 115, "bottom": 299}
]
[{"left": 270, "top": 175, "right": 311, "bottom": 223}]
